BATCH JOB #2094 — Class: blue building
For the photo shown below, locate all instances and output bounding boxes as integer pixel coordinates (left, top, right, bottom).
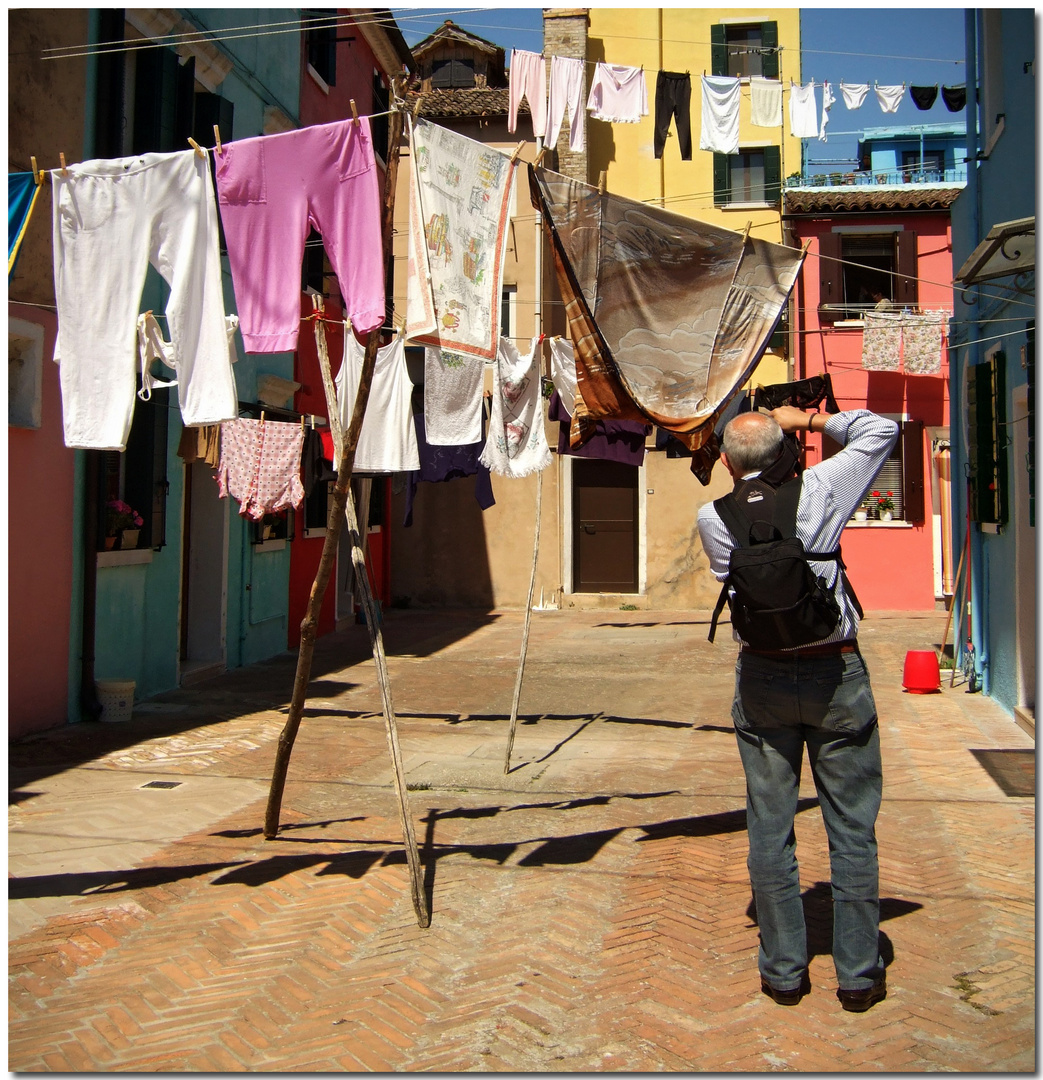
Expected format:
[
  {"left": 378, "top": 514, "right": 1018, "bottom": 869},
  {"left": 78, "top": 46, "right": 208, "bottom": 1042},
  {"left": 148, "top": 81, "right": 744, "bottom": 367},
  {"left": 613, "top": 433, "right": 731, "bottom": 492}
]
[
  {"left": 857, "top": 123, "right": 967, "bottom": 186},
  {"left": 949, "top": 9, "right": 1035, "bottom": 733}
]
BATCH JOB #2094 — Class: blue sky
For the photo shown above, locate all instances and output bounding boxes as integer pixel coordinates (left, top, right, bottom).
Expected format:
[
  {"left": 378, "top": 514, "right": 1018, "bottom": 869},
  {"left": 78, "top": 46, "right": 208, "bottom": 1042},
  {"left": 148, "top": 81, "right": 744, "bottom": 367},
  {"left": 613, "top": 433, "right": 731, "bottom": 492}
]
[{"left": 389, "top": 6, "right": 968, "bottom": 169}]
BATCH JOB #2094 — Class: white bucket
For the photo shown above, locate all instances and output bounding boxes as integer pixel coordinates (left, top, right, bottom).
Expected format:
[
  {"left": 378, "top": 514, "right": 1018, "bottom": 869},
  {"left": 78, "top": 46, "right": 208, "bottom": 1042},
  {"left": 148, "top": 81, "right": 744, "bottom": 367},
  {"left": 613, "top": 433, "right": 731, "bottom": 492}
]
[{"left": 96, "top": 680, "right": 136, "bottom": 723}]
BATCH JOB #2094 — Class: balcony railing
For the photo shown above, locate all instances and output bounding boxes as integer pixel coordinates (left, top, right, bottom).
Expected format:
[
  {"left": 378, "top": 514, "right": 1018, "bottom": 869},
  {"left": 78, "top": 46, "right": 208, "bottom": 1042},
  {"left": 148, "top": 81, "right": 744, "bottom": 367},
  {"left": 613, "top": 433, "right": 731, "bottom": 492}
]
[{"left": 787, "top": 166, "right": 967, "bottom": 189}]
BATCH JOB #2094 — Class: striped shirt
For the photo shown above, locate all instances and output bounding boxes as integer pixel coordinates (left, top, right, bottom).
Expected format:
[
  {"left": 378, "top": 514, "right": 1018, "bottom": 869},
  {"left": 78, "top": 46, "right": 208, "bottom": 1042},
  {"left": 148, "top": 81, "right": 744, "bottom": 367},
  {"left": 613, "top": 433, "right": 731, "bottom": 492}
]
[{"left": 697, "top": 410, "right": 900, "bottom": 646}]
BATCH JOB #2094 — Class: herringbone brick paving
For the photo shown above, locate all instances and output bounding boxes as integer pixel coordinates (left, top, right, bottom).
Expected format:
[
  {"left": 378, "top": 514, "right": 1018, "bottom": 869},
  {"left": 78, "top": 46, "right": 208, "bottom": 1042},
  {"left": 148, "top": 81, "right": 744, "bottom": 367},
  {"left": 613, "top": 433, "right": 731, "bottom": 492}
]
[{"left": 9, "top": 610, "right": 1035, "bottom": 1071}]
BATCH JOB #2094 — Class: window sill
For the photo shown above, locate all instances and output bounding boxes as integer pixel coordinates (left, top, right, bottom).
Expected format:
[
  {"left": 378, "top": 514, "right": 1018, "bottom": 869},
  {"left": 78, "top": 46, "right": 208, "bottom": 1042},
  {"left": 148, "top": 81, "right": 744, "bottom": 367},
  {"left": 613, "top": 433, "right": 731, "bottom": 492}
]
[
  {"left": 721, "top": 201, "right": 776, "bottom": 210},
  {"left": 307, "top": 64, "right": 331, "bottom": 96},
  {"left": 845, "top": 520, "right": 914, "bottom": 529},
  {"left": 98, "top": 548, "right": 153, "bottom": 568}
]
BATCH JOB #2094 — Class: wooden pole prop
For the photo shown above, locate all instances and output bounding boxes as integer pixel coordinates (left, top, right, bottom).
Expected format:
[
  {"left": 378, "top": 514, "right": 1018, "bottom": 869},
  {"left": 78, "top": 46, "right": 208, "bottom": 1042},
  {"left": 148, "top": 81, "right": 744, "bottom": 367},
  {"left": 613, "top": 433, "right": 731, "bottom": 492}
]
[
  {"left": 938, "top": 530, "right": 968, "bottom": 669},
  {"left": 504, "top": 467, "right": 544, "bottom": 773}
]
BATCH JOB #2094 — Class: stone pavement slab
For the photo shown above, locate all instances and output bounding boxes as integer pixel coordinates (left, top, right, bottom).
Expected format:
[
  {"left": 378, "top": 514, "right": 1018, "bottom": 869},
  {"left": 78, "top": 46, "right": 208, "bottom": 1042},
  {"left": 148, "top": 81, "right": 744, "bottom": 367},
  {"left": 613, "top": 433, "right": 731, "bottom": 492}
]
[{"left": 8, "top": 610, "right": 1035, "bottom": 1071}]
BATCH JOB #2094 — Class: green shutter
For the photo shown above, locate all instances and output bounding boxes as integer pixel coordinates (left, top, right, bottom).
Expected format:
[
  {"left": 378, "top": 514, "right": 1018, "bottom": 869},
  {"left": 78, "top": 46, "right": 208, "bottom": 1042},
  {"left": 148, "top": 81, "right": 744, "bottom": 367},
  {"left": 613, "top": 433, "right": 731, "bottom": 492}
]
[
  {"left": 1027, "top": 323, "right": 1035, "bottom": 527},
  {"left": 710, "top": 24, "right": 727, "bottom": 77},
  {"left": 760, "top": 21, "right": 779, "bottom": 79},
  {"left": 764, "top": 144, "right": 781, "bottom": 203},
  {"left": 969, "top": 356, "right": 1009, "bottom": 526},
  {"left": 712, "top": 152, "right": 729, "bottom": 206}
]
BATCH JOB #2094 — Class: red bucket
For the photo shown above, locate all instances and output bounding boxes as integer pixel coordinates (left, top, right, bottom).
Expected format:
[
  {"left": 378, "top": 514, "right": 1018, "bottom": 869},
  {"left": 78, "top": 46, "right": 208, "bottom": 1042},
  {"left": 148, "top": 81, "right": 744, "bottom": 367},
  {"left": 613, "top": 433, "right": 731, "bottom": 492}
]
[{"left": 903, "top": 650, "right": 941, "bottom": 693}]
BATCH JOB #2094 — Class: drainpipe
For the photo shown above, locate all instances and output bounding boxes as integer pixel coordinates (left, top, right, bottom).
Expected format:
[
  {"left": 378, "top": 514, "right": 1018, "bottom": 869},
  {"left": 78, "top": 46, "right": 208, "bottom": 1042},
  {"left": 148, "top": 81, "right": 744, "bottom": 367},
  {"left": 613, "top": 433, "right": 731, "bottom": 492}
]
[
  {"left": 963, "top": 9, "right": 987, "bottom": 691},
  {"left": 76, "top": 10, "right": 104, "bottom": 721}
]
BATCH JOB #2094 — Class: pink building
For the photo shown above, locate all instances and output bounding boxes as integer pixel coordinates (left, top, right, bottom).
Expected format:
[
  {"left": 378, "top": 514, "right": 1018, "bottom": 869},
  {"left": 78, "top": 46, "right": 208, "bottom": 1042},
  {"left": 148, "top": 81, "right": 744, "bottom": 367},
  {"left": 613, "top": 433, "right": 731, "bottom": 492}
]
[{"left": 784, "top": 184, "right": 960, "bottom": 611}]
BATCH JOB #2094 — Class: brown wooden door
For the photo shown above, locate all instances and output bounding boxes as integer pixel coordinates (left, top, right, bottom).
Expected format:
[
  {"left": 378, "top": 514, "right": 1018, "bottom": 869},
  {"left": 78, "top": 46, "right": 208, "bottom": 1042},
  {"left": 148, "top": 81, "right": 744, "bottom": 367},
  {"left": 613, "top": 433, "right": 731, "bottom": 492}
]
[{"left": 573, "top": 459, "right": 639, "bottom": 592}]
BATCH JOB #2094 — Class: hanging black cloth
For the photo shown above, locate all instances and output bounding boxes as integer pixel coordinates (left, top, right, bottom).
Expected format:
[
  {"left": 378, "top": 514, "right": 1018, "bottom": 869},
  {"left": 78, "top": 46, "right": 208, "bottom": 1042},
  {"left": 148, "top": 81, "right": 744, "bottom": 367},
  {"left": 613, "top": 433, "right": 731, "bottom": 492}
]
[
  {"left": 942, "top": 85, "right": 966, "bottom": 112},
  {"left": 910, "top": 85, "right": 939, "bottom": 110}
]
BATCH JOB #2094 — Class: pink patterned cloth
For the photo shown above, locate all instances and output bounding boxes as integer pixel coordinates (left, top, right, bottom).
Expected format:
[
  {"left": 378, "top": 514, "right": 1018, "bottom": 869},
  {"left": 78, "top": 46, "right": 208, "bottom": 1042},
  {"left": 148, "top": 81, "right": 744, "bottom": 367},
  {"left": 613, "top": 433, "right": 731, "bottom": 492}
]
[{"left": 217, "top": 418, "right": 305, "bottom": 520}]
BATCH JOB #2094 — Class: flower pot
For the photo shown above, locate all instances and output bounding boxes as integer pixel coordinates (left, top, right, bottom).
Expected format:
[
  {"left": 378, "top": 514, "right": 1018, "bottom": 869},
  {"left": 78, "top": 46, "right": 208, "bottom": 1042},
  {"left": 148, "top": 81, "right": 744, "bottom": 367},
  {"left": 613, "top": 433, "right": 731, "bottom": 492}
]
[
  {"left": 880, "top": 511, "right": 893, "bottom": 522},
  {"left": 120, "top": 528, "right": 140, "bottom": 550},
  {"left": 854, "top": 510, "right": 868, "bottom": 523},
  {"left": 104, "top": 536, "right": 118, "bottom": 551}
]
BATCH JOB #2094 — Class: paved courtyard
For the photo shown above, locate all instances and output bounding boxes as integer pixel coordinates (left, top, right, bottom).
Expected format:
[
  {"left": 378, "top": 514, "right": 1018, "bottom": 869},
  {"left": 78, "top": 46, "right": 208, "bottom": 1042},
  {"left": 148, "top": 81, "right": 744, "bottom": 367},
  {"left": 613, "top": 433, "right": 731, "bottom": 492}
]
[{"left": 9, "top": 609, "right": 1035, "bottom": 1071}]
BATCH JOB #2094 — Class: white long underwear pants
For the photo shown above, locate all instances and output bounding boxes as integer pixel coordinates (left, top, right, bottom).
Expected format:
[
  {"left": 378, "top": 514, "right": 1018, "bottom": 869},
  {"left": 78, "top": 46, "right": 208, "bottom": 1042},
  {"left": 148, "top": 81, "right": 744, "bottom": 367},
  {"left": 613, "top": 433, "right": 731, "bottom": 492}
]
[
  {"left": 546, "top": 55, "right": 586, "bottom": 152},
  {"left": 52, "top": 149, "right": 237, "bottom": 451}
]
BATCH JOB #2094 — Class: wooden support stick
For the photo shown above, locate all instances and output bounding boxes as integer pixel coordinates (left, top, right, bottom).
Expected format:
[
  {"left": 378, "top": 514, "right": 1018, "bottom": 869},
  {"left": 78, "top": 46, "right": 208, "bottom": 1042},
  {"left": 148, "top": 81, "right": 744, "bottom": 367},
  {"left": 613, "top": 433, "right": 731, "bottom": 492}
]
[
  {"left": 598, "top": 170, "right": 606, "bottom": 195},
  {"left": 938, "top": 534, "right": 966, "bottom": 670},
  {"left": 504, "top": 467, "right": 544, "bottom": 773},
  {"left": 265, "top": 77, "right": 407, "bottom": 836}
]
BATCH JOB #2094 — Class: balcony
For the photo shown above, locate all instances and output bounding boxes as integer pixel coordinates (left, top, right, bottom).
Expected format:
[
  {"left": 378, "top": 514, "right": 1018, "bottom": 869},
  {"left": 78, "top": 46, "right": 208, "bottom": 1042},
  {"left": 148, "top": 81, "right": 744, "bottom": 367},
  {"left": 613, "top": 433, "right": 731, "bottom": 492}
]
[{"left": 786, "top": 166, "right": 967, "bottom": 189}]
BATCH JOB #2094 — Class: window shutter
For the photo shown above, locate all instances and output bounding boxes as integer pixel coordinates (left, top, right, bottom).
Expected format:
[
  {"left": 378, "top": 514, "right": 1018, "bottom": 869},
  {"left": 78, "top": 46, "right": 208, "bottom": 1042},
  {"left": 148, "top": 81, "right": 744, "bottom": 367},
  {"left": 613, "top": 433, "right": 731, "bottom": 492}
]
[
  {"left": 901, "top": 419, "right": 925, "bottom": 524},
  {"left": 193, "top": 92, "right": 234, "bottom": 147},
  {"left": 817, "top": 232, "right": 842, "bottom": 322},
  {"left": 1027, "top": 322, "right": 1035, "bottom": 527},
  {"left": 969, "top": 356, "right": 1008, "bottom": 525},
  {"left": 710, "top": 24, "right": 727, "bottom": 77},
  {"left": 760, "top": 21, "right": 779, "bottom": 79},
  {"left": 764, "top": 144, "right": 781, "bottom": 203},
  {"left": 712, "top": 152, "right": 729, "bottom": 205},
  {"left": 894, "top": 231, "right": 918, "bottom": 307}
]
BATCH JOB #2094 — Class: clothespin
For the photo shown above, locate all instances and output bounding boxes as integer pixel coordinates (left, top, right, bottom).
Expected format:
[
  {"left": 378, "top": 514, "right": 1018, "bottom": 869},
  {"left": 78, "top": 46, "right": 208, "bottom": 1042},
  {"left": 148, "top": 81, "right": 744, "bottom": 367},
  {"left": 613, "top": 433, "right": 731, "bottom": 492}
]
[
  {"left": 350, "top": 99, "right": 360, "bottom": 128},
  {"left": 260, "top": 411, "right": 266, "bottom": 423},
  {"left": 301, "top": 413, "right": 306, "bottom": 432},
  {"left": 187, "top": 137, "right": 205, "bottom": 158},
  {"left": 59, "top": 152, "right": 68, "bottom": 176},
  {"left": 213, "top": 125, "right": 223, "bottom": 155},
  {"left": 598, "top": 170, "right": 607, "bottom": 195},
  {"left": 534, "top": 146, "right": 548, "bottom": 167},
  {"left": 740, "top": 221, "right": 752, "bottom": 246},
  {"left": 30, "top": 156, "right": 41, "bottom": 185},
  {"left": 509, "top": 141, "right": 525, "bottom": 164},
  {"left": 412, "top": 93, "right": 424, "bottom": 121}
]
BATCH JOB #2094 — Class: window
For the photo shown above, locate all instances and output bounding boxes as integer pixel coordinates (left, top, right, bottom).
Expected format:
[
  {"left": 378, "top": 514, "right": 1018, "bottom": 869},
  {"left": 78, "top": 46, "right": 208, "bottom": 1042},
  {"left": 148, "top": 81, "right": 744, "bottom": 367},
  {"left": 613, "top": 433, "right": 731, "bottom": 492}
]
[
  {"left": 303, "top": 479, "right": 334, "bottom": 537},
  {"left": 901, "top": 149, "right": 944, "bottom": 182},
  {"left": 431, "top": 57, "right": 475, "bottom": 89},
  {"left": 817, "top": 231, "right": 918, "bottom": 320},
  {"left": 501, "top": 284, "right": 517, "bottom": 342},
  {"left": 371, "top": 71, "right": 390, "bottom": 164},
  {"left": 711, "top": 22, "right": 779, "bottom": 80},
  {"left": 825, "top": 419, "right": 924, "bottom": 523},
  {"left": 97, "top": 387, "right": 170, "bottom": 551},
  {"left": 305, "top": 10, "right": 337, "bottom": 87},
  {"left": 712, "top": 146, "right": 781, "bottom": 206}
]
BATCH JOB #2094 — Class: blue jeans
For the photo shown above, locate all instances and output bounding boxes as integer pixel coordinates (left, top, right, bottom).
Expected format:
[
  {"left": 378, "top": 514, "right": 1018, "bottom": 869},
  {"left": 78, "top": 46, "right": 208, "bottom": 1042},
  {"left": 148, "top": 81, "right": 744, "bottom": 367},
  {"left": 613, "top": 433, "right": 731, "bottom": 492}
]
[{"left": 732, "top": 649, "right": 885, "bottom": 992}]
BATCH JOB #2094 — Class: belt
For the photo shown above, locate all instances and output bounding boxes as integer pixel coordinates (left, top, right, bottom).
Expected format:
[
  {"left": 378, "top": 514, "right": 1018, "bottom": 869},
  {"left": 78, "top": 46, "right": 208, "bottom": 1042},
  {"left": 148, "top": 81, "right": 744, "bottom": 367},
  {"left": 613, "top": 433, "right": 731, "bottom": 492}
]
[{"left": 741, "top": 640, "right": 859, "bottom": 659}]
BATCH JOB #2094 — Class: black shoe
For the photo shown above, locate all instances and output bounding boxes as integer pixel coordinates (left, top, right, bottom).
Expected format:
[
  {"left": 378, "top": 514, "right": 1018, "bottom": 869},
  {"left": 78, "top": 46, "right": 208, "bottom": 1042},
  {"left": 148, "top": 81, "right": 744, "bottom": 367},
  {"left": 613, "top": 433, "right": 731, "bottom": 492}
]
[
  {"left": 837, "top": 979, "right": 887, "bottom": 1012},
  {"left": 760, "top": 978, "right": 803, "bottom": 1006}
]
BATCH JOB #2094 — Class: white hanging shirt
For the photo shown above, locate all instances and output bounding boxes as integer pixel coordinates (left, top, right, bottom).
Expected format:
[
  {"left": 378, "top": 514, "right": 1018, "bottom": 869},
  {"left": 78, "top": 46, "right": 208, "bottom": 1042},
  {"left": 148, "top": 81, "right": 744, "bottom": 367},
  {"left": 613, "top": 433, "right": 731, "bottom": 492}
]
[
  {"left": 699, "top": 75, "right": 741, "bottom": 154},
  {"left": 819, "top": 81, "right": 836, "bottom": 141},
  {"left": 587, "top": 63, "right": 648, "bottom": 123},
  {"left": 840, "top": 82, "right": 869, "bottom": 110},
  {"left": 334, "top": 331, "right": 420, "bottom": 473},
  {"left": 749, "top": 76, "right": 783, "bottom": 128},
  {"left": 874, "top": 83, "right": 906, "bottom": 113},
  {"left": 788, "top": 81, "right": 819, "bottom": 138}
]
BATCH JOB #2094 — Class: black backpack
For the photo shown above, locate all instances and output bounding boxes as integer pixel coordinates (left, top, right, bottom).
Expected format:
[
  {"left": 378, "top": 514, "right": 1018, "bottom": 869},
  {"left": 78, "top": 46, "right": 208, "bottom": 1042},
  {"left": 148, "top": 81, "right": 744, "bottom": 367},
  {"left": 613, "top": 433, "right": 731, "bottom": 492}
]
[{"left": 707, "top": 475, "right": 862, "bottom": 649}]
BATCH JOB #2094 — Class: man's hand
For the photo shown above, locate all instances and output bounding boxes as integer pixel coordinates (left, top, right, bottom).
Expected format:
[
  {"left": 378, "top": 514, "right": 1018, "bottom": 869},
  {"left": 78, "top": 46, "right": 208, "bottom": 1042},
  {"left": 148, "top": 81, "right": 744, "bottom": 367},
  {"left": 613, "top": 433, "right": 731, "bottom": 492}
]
[{"left": 767, "top": 406, "right": 811, "bottom": 433}]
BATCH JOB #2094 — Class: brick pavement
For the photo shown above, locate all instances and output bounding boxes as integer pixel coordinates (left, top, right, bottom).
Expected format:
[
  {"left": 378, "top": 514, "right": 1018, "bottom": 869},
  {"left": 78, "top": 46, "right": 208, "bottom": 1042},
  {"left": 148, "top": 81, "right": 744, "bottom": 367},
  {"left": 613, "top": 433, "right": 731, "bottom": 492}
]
[{"left": 8, "top": 610, "right": 1035, "bottom": 1071}]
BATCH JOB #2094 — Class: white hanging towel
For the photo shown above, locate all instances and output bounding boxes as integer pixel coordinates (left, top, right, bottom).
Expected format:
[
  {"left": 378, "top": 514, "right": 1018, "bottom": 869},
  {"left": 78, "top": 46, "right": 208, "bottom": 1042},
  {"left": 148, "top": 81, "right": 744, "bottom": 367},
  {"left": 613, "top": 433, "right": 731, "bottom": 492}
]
[
  {"left": 788, "top": 81, "right": 819, "bottom": 138},
  {"left": 334, "top": 330, "right": 420, "bottom": 473},
  {"left": 819, "top": 81, "right": 836, "bottom": 141},
  {"left": 874, "top": 83, "right": 906, "bottom": 114},
  {"left": 699, "top": 75, "right": 741, "bottom": 154},
  {"left": 480, "top": 336, "right": 552, "bottom": 479},
  {"left": 548, "top": 336, "right": 579, "bottom": 410},
  {"left": 547, "top": 55, "right": 586, "bottom": 152},
  {"left": 587, "top": 63, "right": 648, "bottom": 123},
  {"left": 749, "top": 76, "right": 783, "bottom": 128},
  {"left": 840, "top": 82, "right": 869, "bottom": 110},
  {"left": 423, "top": 345, "right": 484, "bottom": 446}
]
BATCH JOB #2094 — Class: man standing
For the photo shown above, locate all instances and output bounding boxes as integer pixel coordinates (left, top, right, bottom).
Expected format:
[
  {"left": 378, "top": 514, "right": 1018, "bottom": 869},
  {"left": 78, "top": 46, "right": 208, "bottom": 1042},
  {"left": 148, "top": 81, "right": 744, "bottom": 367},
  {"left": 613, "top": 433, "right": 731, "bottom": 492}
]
[{"left": 697, "top": 406, "right": 898, "bottom": 1011}]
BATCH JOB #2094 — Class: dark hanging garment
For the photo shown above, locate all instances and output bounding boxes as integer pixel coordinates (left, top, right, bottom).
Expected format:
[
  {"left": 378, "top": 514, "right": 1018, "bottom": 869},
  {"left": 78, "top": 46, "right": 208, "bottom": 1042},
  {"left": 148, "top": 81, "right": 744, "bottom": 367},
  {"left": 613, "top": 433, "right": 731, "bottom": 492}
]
[
  {"left": 549, "top": 390, "right": 650, "bottom": 466},
  {"left": 654, "top": 71, "right": 693, "bottom": 160},
  {"left": 942, "top": 84, "right": 966, "bottom": 112},
  {"left": 910, "top": 85, "right": 939, "bottom": 110},
  {"left": 528, "top": 164, "right": 803, "bottom": 481}
]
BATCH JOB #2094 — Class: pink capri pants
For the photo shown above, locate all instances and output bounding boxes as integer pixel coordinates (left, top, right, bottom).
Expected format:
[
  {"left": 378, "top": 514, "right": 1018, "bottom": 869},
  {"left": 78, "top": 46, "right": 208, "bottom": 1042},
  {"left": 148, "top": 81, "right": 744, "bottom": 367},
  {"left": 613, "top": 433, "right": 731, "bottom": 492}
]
[{"left": 215, "top": 117, "right": 385, "bottom": 353}]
